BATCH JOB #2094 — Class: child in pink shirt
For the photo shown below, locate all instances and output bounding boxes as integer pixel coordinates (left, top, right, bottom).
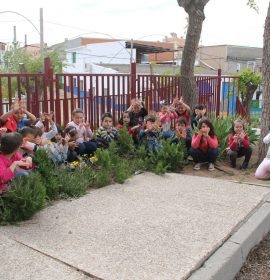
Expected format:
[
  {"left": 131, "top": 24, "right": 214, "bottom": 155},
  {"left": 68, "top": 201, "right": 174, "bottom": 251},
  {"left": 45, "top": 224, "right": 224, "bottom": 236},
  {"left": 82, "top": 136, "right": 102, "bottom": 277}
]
[
  {"left": 158, "top": 101, "right": 177, "bottom": 138},
  {"left": 0, "top": 132, "right": 32, "bottom": 193},
  {"left": 66, "top": 108, "right": 96, "bottom": 156}
]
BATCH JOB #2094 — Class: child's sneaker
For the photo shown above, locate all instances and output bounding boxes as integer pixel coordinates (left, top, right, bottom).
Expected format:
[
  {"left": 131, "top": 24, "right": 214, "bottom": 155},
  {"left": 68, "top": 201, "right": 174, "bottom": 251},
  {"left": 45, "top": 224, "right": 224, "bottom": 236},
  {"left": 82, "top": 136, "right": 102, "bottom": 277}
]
[
  {"left": 241, "top": 162, "right": 249, "bottom": 170},
  {"left": 193, "top": 163, "right": 201, "bottom": 170},
  {"left": 230, "top": 157, "right": 236, "bottom": 168},
  {"left": 208, "top": 163, "right": 215, "bottom": 171}
]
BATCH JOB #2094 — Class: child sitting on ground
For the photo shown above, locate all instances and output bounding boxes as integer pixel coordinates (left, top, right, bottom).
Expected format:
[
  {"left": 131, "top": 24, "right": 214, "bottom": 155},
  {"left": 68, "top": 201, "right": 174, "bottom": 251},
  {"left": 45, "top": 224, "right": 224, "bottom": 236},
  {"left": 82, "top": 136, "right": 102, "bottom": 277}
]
[
  {"left": 173, "top": 97, "right": 191, "bottom": 126},
  {"left": 0, "top": 132, "right": 32, "bottom": 193},
  {"left": 96, "top": 112, "right": 118, "bottom": 149},
  {"left": 117, "top": 111, "right": 140, "bottom": 144},
  {"left": 191, "top": 104, "right": 207, "bottom": 129},
  {"left": 65, "top": 126, "right": 80, "bottom": 162},
  {"left": 44, "top": 126, "right": 70, "bottom": 164},
  {"left": 255, "top": 129, "right": 270, "bottom": 180},
  {"left": 158, "top": 100, "right": 177, "bottom": 139},
  {"left": 255, "top": 127, "right": 270, "bottom": 180},
  {"left": 139, "top": 114, "right": 161, "bottom": 151},
  {"left": 127, "top": 98, "right": 148, "bottom": 126},
  {"left": 0, "top": 99, "right": 36, "bottom": 132},
  {"left": 227, "top": 119, "right": 252, "bottom": 170},
  {"left": 35, "top": 111, "right": 57, "bottom": 140},
  {"left": 171, "top": 118, "right": 192, "bottom": 152},
  {"left": 67, "top": 108, "right": 96, "bottom": 156},
  {"left": 190, "top": 118, "right": 218, "bottom": 171},
  {"left": 19, "top": 126, "right": 39, "bottom": 156}
]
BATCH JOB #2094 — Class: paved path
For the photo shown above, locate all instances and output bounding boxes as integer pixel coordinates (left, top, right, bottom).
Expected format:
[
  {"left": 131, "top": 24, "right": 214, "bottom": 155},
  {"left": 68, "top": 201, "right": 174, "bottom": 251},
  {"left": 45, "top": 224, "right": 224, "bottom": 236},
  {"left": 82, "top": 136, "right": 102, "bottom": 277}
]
[{"left": 0, "top": 173, "right": 270, "bottom": 280}]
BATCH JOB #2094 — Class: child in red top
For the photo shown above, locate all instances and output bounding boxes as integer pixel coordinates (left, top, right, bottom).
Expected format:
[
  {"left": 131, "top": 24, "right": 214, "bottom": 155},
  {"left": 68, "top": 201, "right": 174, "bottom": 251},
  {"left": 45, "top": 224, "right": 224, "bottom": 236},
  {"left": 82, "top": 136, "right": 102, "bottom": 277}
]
[
  {"left": 117, "top": 111, "right": 140, "bottom": 145},
  {"left": 0, "top": 99, "right": 36, "bottom": 132},
  {"left": 227, "top": 119, "right": 252, "bottom": 170},
  {"left": 173, "top": 97, "right": 191, "bottom": 126},
  {"left": 0, "top": 132, "right": 32, "bottom": 193},
  {"left": 158, "top": 101, "right": 177, "bottom": 138},
  {"left": 190, "top": 118, "right": 218, "bottom": 171}
]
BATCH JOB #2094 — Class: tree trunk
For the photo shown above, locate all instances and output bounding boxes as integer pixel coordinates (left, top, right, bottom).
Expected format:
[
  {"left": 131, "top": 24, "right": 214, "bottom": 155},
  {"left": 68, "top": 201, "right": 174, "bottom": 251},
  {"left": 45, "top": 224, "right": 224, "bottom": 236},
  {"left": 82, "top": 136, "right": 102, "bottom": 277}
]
[
  {"left": 177, "top": 0, "right": 209, "bottom": 108},
  {"left": 258, "top": 2, "right": 270, "bottom": 164},
  {"left": 242, "top": 84, "right": 258, "bottom": 119}
]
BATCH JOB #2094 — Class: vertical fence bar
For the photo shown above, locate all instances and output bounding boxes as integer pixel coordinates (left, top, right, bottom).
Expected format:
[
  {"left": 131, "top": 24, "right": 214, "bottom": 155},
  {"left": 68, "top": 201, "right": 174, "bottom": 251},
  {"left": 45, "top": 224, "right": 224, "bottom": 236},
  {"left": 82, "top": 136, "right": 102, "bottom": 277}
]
[
  {"left": 122, "top": 75, "right": 125, "bottom": 112},
  {"left": 33, "top": 77, "right": 39, "bottom": 117},
  {"left": 107, "top": 75, "right": 111, "bottom": 113},
  {"left": 96, "top": 76, "right": 100, "bottom": 127},
  {"left": 77, "top": 75, "right": 81, "bottom": 109},
  {"left": 43, "top": 74, "right": 48, "bottom": 116},
  {"left": 89, "top": 76, "right": 93, "bottom": 129},
  {"left": 17, "top": 76, "right": 21, "bottom": 100},
  {"left": 63, "top": 75, "right": 69, "bottom": 125},
  {"left": 137, "top": 75, "right": 141, "bottom": 100},
  {"left": 216, "top": 69, "right": 221, "bottom": 116},
  {"left": 112, "top": 76, "right": 116, "bottom": 124},
  {"left": 117, "top": 76, "right": 121, "bottom": 119},
  {"left": 25, "top": 76, "right": 31, "bottom": 111},
  {"left": 7, "top": 77, "right": 12, "bottom": 108},
  {"left": 83, "top": 76, "right": 87, "bottom": 121},
  {"left": 70, "top": 76, "right": 74, "bottom": 113},
  {"left": 55, "top": 75, "right": 61, "bottom": 124},
  {"left": 0, "top": 78, "right": 2, "bottom": 115}
]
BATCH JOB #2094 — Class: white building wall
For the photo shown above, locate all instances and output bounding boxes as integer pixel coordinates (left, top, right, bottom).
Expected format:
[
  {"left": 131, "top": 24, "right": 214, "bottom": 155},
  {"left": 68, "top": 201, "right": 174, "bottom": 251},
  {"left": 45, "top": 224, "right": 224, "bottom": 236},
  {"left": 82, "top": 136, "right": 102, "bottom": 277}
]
[{"left": 64, "top": 41, "right": 135, "bottom": 74}]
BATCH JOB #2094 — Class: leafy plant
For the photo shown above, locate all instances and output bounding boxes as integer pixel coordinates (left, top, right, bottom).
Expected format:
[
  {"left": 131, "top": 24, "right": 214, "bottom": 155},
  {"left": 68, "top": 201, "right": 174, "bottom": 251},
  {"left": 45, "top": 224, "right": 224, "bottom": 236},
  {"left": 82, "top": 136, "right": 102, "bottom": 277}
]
[
  {"left": 33, "top": 149, "right": 60, "bottom": 199},
  {"left": 0, "top": 173, "right": 46, "bottom": 224},
  {"left": 116, "top": 127, "right": 135, "bottom": 156},
  {"left": 143, "top": 139, "right": 186, "bottom": 174},
  {"left": 57, "top": 168, "right": 93, "bottom": 198}
]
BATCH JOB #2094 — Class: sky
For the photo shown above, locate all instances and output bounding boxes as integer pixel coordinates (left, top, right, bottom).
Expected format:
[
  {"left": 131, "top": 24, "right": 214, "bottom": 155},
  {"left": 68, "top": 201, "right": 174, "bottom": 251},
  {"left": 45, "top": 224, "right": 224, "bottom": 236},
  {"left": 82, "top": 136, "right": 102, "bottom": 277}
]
[{"left": 0, "top": 0, "right": 269, "bottom": 48}]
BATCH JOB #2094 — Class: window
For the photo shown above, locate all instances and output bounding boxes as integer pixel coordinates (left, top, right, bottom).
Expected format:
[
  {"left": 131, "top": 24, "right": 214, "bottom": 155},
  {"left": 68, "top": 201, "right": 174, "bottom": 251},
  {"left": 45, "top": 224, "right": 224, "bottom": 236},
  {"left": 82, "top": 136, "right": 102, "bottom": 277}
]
[
  {"left": 72, "top": 52, "right": 76, "bottom": 63},
  {"left": 247, "top": 61, "right": 255, "bottom": 71}
]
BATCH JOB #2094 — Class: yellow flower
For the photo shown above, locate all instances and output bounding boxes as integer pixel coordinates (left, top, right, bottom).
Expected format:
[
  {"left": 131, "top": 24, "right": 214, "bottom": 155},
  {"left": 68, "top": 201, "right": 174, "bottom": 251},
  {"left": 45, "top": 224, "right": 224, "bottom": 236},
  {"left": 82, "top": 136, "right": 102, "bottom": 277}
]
[
  {"left": 90, "top": 155, "right": 98, "bottom": 163},
  {"left": 71, "top": 161, "right": 80, "bottom": 167}
]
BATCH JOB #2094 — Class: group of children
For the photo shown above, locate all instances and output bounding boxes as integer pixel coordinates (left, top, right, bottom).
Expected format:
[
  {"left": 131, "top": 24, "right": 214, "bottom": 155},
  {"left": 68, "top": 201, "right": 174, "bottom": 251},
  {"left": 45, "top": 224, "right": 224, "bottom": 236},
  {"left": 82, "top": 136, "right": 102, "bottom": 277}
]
[{"left": 0, "top": 97, "right": 270, "bottom": 193}]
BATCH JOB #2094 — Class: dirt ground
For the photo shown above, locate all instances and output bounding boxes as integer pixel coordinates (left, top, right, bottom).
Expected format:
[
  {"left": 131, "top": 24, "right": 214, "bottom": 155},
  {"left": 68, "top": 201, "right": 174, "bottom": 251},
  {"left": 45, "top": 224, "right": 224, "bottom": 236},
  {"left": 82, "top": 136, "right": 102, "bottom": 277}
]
[
  {"left": 235, "top": 231, "right": 270, "bottom": 280},
  {"left": 183, "top": 145, "right": 270, "bottom": 188}
]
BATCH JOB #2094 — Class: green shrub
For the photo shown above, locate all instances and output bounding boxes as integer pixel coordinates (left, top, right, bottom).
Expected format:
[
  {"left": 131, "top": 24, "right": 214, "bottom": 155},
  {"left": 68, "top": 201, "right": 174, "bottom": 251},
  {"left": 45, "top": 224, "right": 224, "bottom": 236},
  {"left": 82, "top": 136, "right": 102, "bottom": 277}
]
[
  {"left": 143, "top": 140, "right": 186, "bottom": 174},
  {"left": 116, "top": 127, "right": 135, "bottom": 156},
  {"left": 113, "top": 159, "right": 132, "bottom": 183},
  {"left": 211, "top": 117, "right": 233, "bottom": 158},
  {"left": 94, "top": 170, "right": 112, "bottom": 188},
  {"left": 57, "top": 168, "right": 92, "bottom": 198},
  {"left": 0, "top": 173, "right": 46, "bottom": 224},
  {"left": 34, "top": 149, "right": 60, "bottom": 199}
]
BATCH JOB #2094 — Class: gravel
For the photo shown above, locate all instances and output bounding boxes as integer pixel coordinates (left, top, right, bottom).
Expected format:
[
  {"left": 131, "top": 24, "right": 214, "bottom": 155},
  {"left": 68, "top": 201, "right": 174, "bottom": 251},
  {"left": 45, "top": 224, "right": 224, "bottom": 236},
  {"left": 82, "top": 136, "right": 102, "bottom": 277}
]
[{"left": 235, "top": 231, "right": 270, "bottom": 280}]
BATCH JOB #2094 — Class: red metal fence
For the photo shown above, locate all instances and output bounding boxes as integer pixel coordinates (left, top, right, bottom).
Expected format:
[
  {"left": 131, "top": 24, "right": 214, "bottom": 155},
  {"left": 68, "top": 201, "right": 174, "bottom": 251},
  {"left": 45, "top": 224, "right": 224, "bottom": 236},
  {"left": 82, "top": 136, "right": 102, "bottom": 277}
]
[{"left": 0, "top": 60, "right": 246, "bottom": 129}]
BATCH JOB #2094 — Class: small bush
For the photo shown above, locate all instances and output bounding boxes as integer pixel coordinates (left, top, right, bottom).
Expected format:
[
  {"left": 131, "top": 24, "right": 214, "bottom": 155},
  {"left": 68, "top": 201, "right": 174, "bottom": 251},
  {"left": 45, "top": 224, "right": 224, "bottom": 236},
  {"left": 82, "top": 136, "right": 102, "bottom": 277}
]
[
  {"left": 211, "top": 117, "right": 233, "bottom": 158},
  {"left": 116, "top": 127, "right": 135, "bottom": 156},
  {"left": 142, "top": 140, "right": 186, "bottom": 174},
  {"left": 113, "top": 159, "right": 132, "bottom": 183},
  {"left": 0, "top": 173, "right": 46, "bottom": 224},
  {"left": 34, "top": 149, "right": 60, "bottom": 199},
  {"left": 57, "top": 168, "right": 91, "bottom": 198},
  {"left": 94, "top": 170, "right": 112, "bottom": 188}
]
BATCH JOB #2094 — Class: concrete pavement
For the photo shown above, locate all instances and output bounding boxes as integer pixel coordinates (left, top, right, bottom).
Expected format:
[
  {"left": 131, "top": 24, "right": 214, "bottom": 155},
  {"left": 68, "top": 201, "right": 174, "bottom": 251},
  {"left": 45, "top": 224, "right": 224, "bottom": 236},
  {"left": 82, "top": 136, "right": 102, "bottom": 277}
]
[{"left": 0, "top": 173, "right": 270, "bottom": 280}]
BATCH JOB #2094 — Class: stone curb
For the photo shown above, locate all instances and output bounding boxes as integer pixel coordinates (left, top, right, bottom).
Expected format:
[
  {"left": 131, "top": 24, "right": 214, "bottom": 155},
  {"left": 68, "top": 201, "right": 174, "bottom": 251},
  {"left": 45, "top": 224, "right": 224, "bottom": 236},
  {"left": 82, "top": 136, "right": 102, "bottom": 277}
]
[{"left": 187, "top": 201, "right": 270, "bottom": 280}]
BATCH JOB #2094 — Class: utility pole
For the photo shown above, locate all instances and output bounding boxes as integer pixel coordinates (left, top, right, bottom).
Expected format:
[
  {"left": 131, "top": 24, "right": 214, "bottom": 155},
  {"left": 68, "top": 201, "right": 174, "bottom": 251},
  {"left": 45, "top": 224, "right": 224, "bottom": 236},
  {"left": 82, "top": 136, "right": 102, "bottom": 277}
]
[
  {"left": 24, "top": 34, "right": 27, "bottom": 48},
  {"left": 40, "top": 8, "right": 44, "bottom": 59},
  {"left": 13, "top": 25, "right": 17, "bottom": 46}
]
